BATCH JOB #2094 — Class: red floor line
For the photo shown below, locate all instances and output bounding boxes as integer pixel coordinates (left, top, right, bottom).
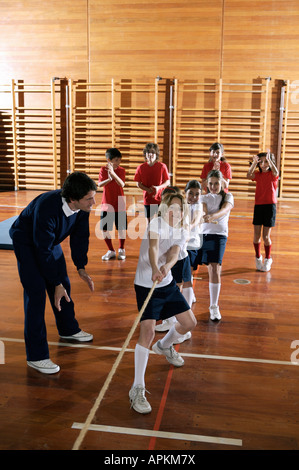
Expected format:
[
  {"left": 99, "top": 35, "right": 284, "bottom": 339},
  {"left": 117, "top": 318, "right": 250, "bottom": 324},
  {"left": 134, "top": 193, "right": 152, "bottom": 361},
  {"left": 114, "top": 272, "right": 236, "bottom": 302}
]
[
  {"left": 148, "top": 272, "right": 199, "bottom": 450},
  {"left": 148, "top": 360, "right": 176, "bottom": 450}
]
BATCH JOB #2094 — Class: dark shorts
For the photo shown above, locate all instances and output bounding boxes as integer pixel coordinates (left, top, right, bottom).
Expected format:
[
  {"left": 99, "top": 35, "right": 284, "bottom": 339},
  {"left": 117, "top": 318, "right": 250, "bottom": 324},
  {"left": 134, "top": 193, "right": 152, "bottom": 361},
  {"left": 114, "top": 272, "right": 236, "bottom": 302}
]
[
  {"left": 144, "top": 204, "right": 159, "bottom": 219},
  {"left": 188, "top": 249, "right": 202, "bottom": 271},
  {"left": 253, "top": 204, "right": 276, "bottom": 227},
  {"left": 134, "top": 279, "right": 190, "bottom": 322},
  {"left": 199, "top": 234, "right": 227, "bottom": 265},
  {"left": 171, "top": 256, "right": 192, "bottom": 284},
  {"left": 100, "top": 211, "right": 127, "bottom": 231}
]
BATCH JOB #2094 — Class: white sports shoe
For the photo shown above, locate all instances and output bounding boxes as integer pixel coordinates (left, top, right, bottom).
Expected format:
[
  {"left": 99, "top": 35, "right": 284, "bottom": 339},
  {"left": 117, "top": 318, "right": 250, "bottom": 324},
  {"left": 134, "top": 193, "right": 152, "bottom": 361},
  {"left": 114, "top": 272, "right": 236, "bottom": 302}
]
[
  {"left": 129, "top": 385, "right": 152, "bottom": 414},
  {"left": 27, "top": 359, "right": 60, "bottom": 374},
  {"left": 152, "top": 340, "right": 184, "bottom": 367},
  {"left": 60, "top": 330, "right": 93, "bottom": 342},
  {"left": 262, "top": 258, "right": 273, "bottom": 272},
  {"left": 209, "top": 305, "right": 221, "bottom": 321},
  {"left": 118, "top": 248, "right": 126, "bottom": 260},
  {"left": 255, "top": 256, "right": 263, "bottom": 271},
  {"left": 102, "top": 250, "right": 116, "bottom": 260},
  {"left": 173, "top": 331, "right": 192, "bottom": 344},
  {"left": 155, "top": 317, "right": 177, "bottom": 332}
]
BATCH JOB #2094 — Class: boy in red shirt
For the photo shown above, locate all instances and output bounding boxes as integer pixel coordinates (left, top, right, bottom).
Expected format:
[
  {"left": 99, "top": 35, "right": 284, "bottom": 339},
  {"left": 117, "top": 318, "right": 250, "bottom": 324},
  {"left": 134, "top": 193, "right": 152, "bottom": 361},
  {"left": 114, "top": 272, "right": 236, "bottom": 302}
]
[
  {"left": 247, "top": 151, "right": 279, "bottom": 272},
  {"left": 134, "top": 143, "right": 170, "bottom": 222},
  {"left": 98, "top": 148, "right": 127, "bottom": 260}
]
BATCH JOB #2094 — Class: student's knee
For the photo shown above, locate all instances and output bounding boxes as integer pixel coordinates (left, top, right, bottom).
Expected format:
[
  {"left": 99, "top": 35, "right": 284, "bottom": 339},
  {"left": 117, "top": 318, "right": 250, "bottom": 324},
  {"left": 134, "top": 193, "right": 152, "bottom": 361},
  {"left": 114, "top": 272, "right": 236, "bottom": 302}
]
[{"left": 139, "top": 320, "right": 156, "bottom": 348}]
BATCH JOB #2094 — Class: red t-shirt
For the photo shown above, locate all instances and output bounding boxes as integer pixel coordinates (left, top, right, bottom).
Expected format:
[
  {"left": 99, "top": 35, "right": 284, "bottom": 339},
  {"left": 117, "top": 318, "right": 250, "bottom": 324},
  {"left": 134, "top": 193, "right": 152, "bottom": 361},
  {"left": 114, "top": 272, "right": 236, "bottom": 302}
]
[
  {"left": 134, "top": 161, "right": 170, "bottom": 205},
  {"left": 200, "top": 161, "right": 232, "bottom": 193},
  {"left": 252, "top": 171, "right": 279, "bottom": 205},
  {"left": 98, "top": 166, "right": 126, "bottom": 212}
]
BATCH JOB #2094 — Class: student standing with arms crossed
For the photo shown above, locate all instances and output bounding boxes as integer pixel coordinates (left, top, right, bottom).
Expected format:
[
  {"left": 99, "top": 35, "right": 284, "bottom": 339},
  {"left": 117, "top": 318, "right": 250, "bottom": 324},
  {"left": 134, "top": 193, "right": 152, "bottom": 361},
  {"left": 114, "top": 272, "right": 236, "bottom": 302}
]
[
  {"left": 134, "top": 143, "right": 170, "bottom": 222},
  {"left": 98, "top": 148, "right": 127, "bottom": 261},
  {"left": 247, "top": 151, "right": 279, "bottom": 272}
]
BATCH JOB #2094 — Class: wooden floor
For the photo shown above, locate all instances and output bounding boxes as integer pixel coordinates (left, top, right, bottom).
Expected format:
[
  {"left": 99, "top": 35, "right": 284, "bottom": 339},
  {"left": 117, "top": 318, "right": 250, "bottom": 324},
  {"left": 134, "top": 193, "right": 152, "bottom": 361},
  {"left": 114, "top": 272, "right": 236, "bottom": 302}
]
[{"left": 0, "top": 190, "right": 299, "bottom": 452}]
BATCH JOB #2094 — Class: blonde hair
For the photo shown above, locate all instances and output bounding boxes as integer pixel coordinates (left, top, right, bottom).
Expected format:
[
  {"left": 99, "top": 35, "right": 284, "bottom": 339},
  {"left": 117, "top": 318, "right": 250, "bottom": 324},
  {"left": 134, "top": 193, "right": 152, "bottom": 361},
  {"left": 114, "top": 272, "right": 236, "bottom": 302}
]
[{"left": 158, "top": 193, "right": 189, "bottom": 229}]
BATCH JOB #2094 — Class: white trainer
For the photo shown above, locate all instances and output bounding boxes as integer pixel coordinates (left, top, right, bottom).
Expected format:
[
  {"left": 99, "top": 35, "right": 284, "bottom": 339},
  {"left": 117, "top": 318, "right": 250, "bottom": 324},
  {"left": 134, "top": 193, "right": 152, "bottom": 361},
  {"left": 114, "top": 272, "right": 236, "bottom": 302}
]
[
  {"left": 262, "top": 258, "right": 273, "bottom": 272},
  {"left": 255, "top": 256, "right": 263, "bottom": 271},
  {"left": 60, "top": 330, "right": 93, "bottom": 342},
  {"left": 102, "top": 250, "right": 116, "bottom": 260},
  {"left": 209, "top": 305, "right": 221, "bottom": 321},
  {"left": 27, "top": 359, "right": 60, "bottom": 374},
  {"left": 118, "top": 248, "right": 126, "bottom": 260},
  {"left": 155, "top": 317, "right": 177, "bottom": 332},
  {"left": 173, "top": 331, "right": 192, "bottom": 344},
  {"left": 129, "top": 385, "right": 152, "bottom": 414},
  {"left": 152, "top": 340, "right": 184, "bottom": 367}
]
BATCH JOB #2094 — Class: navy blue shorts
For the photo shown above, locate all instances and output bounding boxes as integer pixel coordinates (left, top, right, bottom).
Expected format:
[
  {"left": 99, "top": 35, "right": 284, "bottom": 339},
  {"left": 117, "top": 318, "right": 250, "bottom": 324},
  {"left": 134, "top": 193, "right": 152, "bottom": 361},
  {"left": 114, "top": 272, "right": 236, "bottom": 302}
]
[
  {"left": 171, "top": 256, "right": 192, "bottom": 283},
  {"left": 199, "top": 234, "right": 227, "bottom": 265},
  {"left": 134, "top": 279, "right": 190, "bottom": 322},
  {"left": 100, "top": 211, "right": 127, "bottom": 231},
  {"left": 188, "top": 249, "right": 202, "bottom": 271},
  {"left": 253, "top": 204, "right": 276, "bottom": 227}
]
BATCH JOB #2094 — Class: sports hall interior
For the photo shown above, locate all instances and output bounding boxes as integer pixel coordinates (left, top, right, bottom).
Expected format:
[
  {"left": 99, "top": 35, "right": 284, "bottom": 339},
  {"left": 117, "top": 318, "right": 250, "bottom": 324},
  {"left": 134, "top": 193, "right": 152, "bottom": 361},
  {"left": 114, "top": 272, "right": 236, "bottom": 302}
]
[{"left": 0, "top": 0, "right": 299, "bottom": 451}]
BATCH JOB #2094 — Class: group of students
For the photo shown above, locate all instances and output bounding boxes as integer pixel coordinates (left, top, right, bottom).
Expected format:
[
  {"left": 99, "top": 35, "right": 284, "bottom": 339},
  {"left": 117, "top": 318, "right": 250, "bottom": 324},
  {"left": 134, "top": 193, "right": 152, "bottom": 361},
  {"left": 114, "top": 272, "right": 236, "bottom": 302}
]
[
  {"left": 8, "top": 141, "right": 279, "bottom": 414},
  {"left": 98, "top": 141, "right": 279, "bottom": 414}
]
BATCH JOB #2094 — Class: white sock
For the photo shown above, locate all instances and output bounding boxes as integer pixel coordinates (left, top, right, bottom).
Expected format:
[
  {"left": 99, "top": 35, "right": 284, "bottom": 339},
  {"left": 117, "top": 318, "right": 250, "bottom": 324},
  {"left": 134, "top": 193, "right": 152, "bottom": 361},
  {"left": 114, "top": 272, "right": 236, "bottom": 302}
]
[
  {"left": 209, "top": 282, "right": 221, "bottom": 306},
  {"left": 160, "top": 325, "right": 182, "bottom": 349},
  {"left": 133, "top": 344, "right": 149, "bottom": 388},
  {"left": 182, "top": 287, "right": 194, "bottom": 307}
]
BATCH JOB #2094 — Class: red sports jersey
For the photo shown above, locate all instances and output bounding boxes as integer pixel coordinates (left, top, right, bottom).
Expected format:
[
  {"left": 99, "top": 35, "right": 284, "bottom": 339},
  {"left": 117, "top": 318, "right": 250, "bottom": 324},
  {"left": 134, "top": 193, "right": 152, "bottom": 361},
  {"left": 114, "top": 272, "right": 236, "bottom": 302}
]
[
  {"left": 134, "top": 161, "right": 170, "bottom": 204},
  {"left": 252, "top": 171, "right": 279, "bottom": 205},
  {"left": 98, "top": 166, "right": 126, "bottom": 211},
  {"left": 200, "top": 161, "right": 232, "bottom": 193}
]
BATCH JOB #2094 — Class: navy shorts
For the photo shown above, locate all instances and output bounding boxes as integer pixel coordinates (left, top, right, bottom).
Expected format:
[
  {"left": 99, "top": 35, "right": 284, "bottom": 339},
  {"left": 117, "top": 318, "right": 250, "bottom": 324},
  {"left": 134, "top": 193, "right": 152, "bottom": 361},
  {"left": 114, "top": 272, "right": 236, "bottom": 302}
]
[
  {"left": 199, "top": 234, "right": 227, "bottom": 265},
  {"left": 134, "top": 279, "right": 190, "bottom": 322},
  {"left": 171, "top": 256, "right": 192, "bottom": 283},
  {"left": 100, "top": 211, "right": 127, "bottom": 231},
  {"left": 188, "top": 249, "right": 202, "bottom": 271},
  {"left": 253, "top": 204, "right": 276, "bottom": 227}
]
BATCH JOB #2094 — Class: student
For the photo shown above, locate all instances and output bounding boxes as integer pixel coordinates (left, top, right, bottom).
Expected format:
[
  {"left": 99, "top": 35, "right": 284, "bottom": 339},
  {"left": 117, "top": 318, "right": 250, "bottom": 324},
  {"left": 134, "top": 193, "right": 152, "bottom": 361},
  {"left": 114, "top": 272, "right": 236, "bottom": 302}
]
[
  {"left": 200, "top": 142, "right": 232, "bottom": 193},
  {"left": 185, "top": 180, "right": 204, "bottom": 296},
  {"left": 200, "top": 170, "right": 234, "bottom": 321},
  {"left": 155, "top": 186, "right": 193, "bottom": 342},
  {"left": 98, "top": 148, "right": 127, "bottom": 260},
  {"left": 130, "top": 193, "right": 197, "bottom": 414},
  {"left": 9, "top": 172, "right": 96, "bottom": 374},
  {"left": 247, "top": 150, "right": 279, "bottom": 272},
  {"left": 134, "top": 143, "right": 170, "bottom": 222}
]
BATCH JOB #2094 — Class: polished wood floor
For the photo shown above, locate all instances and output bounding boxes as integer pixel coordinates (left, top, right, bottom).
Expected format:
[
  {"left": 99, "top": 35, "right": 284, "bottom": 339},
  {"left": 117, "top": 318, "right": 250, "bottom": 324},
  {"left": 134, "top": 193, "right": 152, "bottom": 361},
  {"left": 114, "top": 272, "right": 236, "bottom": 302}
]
[{"left": 0, "top": 190, "right": 299, "bottom": 451}]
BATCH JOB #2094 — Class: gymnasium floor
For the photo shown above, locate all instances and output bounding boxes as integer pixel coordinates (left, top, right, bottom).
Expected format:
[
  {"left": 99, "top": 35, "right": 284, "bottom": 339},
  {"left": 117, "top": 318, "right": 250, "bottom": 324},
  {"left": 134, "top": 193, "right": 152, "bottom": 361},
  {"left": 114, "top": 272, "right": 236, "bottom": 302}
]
[{"left": 0, "top": 190, "right": 299, "bottom": 451}]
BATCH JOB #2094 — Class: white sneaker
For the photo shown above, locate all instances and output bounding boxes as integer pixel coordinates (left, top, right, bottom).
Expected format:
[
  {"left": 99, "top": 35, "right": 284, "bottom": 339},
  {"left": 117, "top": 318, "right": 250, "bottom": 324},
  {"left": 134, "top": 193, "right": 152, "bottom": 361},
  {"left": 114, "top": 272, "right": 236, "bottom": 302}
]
[
  {"left": 152, "top": 340, "right": 184, "bottom": 367},
  {"left": 60, "top": 330, "right": 93, "bottom": 342},
  {"left": 129, "top": 385, "right": 152, "bottom": 414},
  {"left": 209, "top": 305, "right": 221, "bottom": 321},
  {"left": 102, "top": 250, "right": 116, "bottom": 260},
  {"left": 27, "top": 359, "right": 60, "bottom": 374},
  {"left": 173, "top": 331, "right": 192, "bottom": 344},
  {"left": 262, "top": 258, "right": 273, "bottom": 272},
  {"left": 255, "top": 256, "right": 263, "bottom": 271},
  {"left": 155, "top": 317, "right": 177, "bottom": 332},
  {"left": 118, "top": 248, "right": 126, "bottom": 260}
]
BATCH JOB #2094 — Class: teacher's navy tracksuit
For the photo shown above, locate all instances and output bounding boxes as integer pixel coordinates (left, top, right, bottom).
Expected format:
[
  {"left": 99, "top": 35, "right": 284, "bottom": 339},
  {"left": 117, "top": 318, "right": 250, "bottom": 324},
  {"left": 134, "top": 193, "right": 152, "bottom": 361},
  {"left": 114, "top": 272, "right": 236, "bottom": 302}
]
[{"left": 9, "top": 190, "right": 90, "bottom": 361}]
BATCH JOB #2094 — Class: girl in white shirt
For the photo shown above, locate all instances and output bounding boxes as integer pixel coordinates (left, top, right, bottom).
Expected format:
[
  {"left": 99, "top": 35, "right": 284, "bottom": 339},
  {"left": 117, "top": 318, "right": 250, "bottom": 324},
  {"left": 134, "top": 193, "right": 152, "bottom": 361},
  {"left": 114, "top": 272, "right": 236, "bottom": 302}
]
[
  {"left": 130, "top": 193, "right": 197, "bottom": 414},
  {"left": 200, "top": 170, "right": 234, "bottom": 321}
]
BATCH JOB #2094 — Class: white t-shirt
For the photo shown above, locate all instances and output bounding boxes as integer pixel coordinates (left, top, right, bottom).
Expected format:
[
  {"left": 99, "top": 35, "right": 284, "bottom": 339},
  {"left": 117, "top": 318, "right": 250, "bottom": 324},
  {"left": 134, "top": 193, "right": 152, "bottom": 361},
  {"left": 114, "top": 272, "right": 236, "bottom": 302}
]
[
  {"left": 134, "top": 217, "right": 189, "bottom": 288},
  {"left": 187, "top": 202, "right": 203, "bottom": 250},
  {"left": 200, "top": 192, "right": 234, "bottom": 237}
]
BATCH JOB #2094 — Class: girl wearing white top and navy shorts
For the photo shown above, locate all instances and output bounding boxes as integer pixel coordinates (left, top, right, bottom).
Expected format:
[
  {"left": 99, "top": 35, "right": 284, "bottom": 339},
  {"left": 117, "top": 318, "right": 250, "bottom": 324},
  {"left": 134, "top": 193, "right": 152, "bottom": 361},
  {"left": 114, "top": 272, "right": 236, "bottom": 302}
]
[
  {"left": 199, "top": 170, "right": 234, "bottom": 321},
  {"left": 130, "top": 193, "right": 197, "bottom": 414}
]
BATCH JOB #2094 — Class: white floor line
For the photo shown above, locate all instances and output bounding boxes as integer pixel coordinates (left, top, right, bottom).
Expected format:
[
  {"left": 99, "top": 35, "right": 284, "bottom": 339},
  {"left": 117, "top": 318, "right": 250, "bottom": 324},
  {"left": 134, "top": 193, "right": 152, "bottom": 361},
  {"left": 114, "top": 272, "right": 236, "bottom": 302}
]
[
  {"left": 71, "top": 422, "right": 243, "bottom": 447},
  {"left": 0, "top": 336, "right": 297, "bottom": 367}
]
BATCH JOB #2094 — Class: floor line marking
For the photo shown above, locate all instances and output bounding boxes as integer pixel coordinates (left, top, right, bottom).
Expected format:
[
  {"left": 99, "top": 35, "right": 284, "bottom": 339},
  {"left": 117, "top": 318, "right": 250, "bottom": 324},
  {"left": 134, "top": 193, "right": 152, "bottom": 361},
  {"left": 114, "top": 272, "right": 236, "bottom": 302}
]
[
  {"left": 71, "top": 422, "right": 242, "bottom": 447},
  {"left": 0, "top": 336, "right": 296, "bottom": 367}
]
